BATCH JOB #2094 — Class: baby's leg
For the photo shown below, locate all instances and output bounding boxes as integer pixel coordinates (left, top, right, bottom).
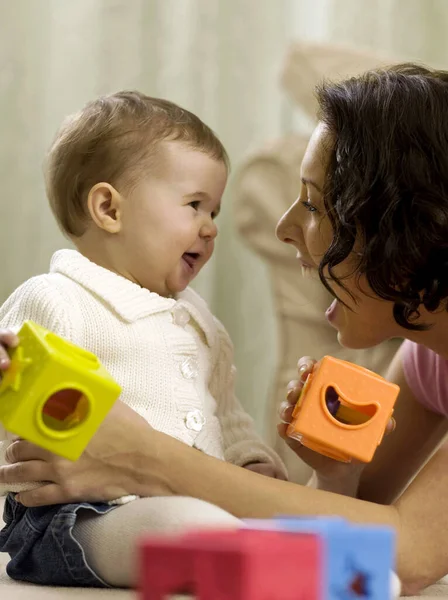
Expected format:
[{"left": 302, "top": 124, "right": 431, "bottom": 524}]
[{"left": 72, "top": 496, "right": 240, "bottom": 587}]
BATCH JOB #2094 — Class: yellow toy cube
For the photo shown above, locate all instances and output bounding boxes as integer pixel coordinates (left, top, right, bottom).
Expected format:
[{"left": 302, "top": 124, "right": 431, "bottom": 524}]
[{"left": 0, "top": 320, "right": 121, "bottom": 461}]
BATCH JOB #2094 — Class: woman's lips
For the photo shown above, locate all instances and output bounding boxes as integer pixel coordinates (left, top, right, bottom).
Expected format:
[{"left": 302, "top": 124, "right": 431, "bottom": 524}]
[
  {"left": 297, "top": 255, "right": 315, "bottom": 269},
  {"left": 326, "top": 298, "right": 338, "bottom": 323}
]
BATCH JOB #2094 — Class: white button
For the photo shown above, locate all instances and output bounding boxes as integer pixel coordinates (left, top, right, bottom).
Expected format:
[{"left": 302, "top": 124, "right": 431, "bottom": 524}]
[
  {"left": 172, "top": 306, "right": 190, "bottom": 328},
  {"left": 180, "top": 357, "right": 198, "bottom": 379},
  {"left": 185, "top": 409, "right": 206, "bottom": 432}
]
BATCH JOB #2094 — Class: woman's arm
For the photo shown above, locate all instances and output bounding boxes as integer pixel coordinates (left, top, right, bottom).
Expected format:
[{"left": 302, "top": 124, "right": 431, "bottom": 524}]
[
  {"left": 2, "top": 377, "right": 448, "bottom": 593},
  {"left": 129, "top": 420, "right": 448, "bottom": 592}
]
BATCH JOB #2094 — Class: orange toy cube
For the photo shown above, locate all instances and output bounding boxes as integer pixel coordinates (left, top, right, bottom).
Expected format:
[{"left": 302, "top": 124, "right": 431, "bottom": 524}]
[{"left": 286, "top": 356, "right": 399, "bottom": 463}]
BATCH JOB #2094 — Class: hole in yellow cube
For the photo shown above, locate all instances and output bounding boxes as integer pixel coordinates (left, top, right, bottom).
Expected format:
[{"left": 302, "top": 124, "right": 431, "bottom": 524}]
[{"left": 42, "top": 389, "right": 90, "bottom": 431}]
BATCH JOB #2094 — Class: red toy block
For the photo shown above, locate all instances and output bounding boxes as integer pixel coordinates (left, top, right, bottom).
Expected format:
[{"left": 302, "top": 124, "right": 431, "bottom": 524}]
[{"left": 139, "top": 528, "right": 323, "bottom": 600}]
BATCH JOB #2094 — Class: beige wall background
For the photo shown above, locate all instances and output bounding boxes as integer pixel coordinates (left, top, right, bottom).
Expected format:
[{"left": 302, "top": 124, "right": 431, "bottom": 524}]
[{"left": 1, "top": 0, "right": 447, "bottom": 430}]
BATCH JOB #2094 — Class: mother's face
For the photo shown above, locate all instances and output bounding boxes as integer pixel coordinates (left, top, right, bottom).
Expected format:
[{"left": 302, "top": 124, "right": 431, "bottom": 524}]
[{"left": 276, "top": 123, "right": 401, "bottom": 350}]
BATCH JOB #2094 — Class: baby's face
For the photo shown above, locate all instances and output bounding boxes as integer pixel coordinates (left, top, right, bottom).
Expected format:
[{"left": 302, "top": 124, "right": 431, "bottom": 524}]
[{"left": 118, "top": 142, "right": 227, "bottom": 296}]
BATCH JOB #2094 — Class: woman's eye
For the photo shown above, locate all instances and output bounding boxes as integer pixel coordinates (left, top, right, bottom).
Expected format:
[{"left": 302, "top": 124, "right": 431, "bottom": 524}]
[
  {"left": 301, "top": 200, "right": 318, "bottom": 213},
  {"left": 189, "top": 201, "right": 200, "bottom": 210}
]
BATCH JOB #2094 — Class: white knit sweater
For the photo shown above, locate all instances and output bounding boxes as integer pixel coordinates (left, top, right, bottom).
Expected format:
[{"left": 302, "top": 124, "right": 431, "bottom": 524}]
[{"left": 0, "top": 250, "right": 286, "bottom": 496}]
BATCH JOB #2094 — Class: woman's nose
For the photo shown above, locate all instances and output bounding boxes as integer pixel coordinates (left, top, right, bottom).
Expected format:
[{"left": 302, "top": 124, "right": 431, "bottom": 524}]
[{"left": 276, "top": 205, "right": 298, "bottom": 245}]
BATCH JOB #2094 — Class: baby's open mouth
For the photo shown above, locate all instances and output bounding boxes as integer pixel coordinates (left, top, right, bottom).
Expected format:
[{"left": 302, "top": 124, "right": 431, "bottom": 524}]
[{"left": 182, "top": 252, "right": 200, "bottom": 269}]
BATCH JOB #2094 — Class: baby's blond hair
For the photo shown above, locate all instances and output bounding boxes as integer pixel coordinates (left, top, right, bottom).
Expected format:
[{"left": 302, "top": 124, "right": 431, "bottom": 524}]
[{"left": 45, "top": 91, "right": 229, "bottom": 237}]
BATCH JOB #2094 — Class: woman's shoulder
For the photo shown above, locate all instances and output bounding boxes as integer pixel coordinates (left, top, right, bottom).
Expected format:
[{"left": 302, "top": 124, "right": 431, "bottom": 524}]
[{"left": 401, "top": 339, "right": 448, "bottom": 416}]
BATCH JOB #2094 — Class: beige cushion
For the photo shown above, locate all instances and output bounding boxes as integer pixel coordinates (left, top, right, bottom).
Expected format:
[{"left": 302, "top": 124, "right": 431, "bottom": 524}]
[{"left": 280, "top": 41, "right": 395, "bottom": 120}]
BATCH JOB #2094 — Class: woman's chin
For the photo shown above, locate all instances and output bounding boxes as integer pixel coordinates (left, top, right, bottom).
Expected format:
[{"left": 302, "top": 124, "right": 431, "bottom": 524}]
[
  {"left": 336, "top": 330, "right": 356, "bottom": 349},
  {"left": 336, "top": 329, "right": 383, "bottom": 350}
]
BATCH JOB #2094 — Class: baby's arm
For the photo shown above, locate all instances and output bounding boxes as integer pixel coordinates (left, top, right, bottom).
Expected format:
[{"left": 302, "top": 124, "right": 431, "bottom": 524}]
[
  {"left": 0, "top": 276, "right": 74, "bottom": 336},
  {"left": 211, "top": 319, "right": 287, "bottom": 480},
  {"left": 0, "top": 277, "right": 74, "bottom": 447}
]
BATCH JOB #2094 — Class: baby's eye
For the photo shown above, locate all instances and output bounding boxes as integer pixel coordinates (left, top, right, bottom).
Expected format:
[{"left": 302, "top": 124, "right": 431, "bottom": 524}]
[{"left": 189, "top": 200, "right": 200, "bottom": 210}]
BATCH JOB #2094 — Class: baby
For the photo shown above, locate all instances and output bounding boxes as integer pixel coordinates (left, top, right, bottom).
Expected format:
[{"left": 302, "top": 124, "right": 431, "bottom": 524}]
[{"left": 0, "top": 92, "right": 286, "bottom": 588}]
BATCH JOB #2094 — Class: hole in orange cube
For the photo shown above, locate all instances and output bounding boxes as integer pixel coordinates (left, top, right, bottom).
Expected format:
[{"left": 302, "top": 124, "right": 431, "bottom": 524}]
[
  {"left": 42, "top": 389, "right": 89, "bottom": 431},
  {"left": 325, "top": 386, "right": 377, "bottom": 426}
]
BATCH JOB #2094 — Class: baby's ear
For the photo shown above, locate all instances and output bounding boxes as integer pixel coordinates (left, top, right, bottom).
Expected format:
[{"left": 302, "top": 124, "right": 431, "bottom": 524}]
[{"left": 87, "top": 182, "right": 123, "bottom": 233}]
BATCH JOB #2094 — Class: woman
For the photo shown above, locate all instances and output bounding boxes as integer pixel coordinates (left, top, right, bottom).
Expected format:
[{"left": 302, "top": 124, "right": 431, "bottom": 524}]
[{"left": 2, "top": 63, "right": 448, "bottom": 595}]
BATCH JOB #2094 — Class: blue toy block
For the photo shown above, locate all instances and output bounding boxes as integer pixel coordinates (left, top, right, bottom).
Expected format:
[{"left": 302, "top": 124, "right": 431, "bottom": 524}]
[
  {"left": 278, "top": 517, "right": 394, "bottom": 600},
  {"left": 244, "top": 517, "right": 395, "bottom": 600}
]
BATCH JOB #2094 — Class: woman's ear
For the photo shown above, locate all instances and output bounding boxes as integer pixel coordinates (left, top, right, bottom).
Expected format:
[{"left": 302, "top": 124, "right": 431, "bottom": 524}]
[{"left": 87, "top": 182, "right": 123, "bottom": 233}]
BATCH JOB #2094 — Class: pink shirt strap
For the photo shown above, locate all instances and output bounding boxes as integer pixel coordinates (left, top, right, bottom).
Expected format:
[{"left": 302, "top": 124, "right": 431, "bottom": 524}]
[{"left": 401, "top": 339, "right": 448, "bottom": 416}]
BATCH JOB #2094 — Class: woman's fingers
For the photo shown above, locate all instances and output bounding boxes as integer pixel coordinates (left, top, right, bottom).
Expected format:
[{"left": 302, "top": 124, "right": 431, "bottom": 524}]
[
  {"left": 0, "top": 330, "right": 19, "bottom": 369},
  {"left": 16, "top": 484, "right": 67, "bottom": 508},
  {"left": 286, "top": 380, "right": 302, "bottom": 405},
  {"left": 0, "top": 330, "right": 19, "bottom": 349},
  {"left": 5, "top": 440, "right": 54, "bottom": 463},
  {"left": 285, "top": 357, "right": 317, "bottom": 404},
  {"left": 385, "top": 417, "right": 396, "bottom": 435},
  {"left": 281, "top": 358, "right": 318, "bottom": 426},
  {"left": 278, "top": 401, "right": 295, "bottom": 423},
  {"left": 297, "top": 356, "right": 316, "bottom": 379},
  {"left": 0, "top": 459, "right": 53, "bottom": 485}
]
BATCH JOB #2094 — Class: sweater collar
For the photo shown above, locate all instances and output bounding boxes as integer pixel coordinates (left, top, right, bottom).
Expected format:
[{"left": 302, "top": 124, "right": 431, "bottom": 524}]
[{"left": 50, "top": 250, "right": 216, "bottom": 346}]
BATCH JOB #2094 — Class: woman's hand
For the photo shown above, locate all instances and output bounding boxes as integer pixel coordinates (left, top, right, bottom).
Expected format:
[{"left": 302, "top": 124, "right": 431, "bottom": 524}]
[
  {"left": 0, "top": 401, "right": 172, "bottom": 507},
  {"left": 277, "top": 356, "right": 395, "bottom": 495},
  {"left": 0, "top": 328, "right": 19, "bottom": 369}
]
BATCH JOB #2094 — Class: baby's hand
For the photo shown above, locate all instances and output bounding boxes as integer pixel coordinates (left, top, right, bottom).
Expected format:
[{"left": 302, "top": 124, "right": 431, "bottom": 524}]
[
  {"left": 0, "top": 329, "right": 19, "bottom": 371},
  {"left": 244, "top": 462, "right": 287, "bottom": 480}
]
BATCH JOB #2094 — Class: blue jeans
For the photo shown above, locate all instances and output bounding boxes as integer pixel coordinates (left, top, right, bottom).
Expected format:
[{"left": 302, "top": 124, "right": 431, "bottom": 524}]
[{"left": 0, "top": 493, "right": 116, "bottom": 587}]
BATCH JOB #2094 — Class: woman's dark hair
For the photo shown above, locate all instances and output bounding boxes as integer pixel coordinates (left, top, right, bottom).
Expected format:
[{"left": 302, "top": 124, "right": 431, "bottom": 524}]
[{"left": 316, "top": 63, "right": 448, "bottom": 330}]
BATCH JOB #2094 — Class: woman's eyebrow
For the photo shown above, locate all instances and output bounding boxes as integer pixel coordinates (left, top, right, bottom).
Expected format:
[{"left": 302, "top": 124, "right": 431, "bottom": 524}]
[{"left": 301, "top": 177, "right": 322, "bottom": 193}]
